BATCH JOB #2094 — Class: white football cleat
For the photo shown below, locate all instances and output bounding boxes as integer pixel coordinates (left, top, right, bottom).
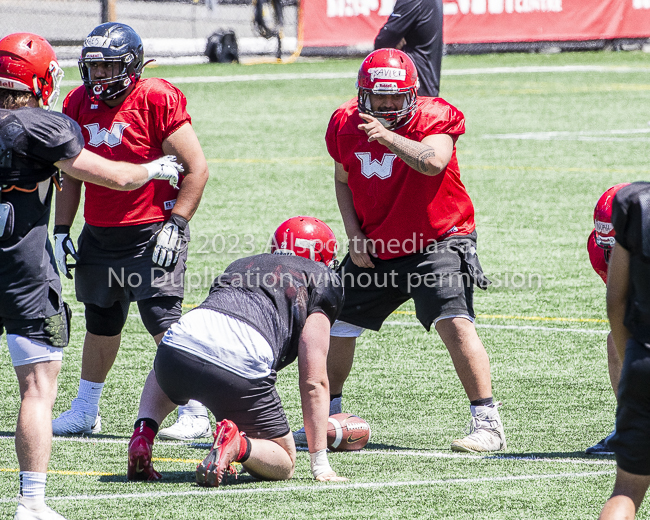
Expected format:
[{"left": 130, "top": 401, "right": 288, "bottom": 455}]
[
  {"left": 52, "top": 399, "right": 101, "bottom": 436},
  {"left": 15, "top": 503, "right": 67, "bottom": 520},
  {"left": 450, "top": 403, "right": 506, "bottom": 453},
  {"left": 158, "top": 414, "right": 211, "bottom": 441}
]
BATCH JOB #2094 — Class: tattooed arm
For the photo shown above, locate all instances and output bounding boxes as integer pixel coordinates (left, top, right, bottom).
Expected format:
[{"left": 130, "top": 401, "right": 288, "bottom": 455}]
[{"left": 358, "top": 112, "right": 453, "bottom": 176}]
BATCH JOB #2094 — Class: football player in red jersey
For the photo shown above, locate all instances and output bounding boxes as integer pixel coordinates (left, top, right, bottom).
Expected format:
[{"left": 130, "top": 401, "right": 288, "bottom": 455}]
[
  {"left": 52, "top": 23, "right": 211, "bottom": 439},
  {"left": 126, "top": 217, "right": 347, "bottom": 485},
  {"left": 585, "top": 183, "right": 629, "bottom": 455},
  {"left": 0, "top": 33, "right": 181, "bottom": 520},
  {"left": 301, "top": 48, "right": 505, "bottom": 453}
]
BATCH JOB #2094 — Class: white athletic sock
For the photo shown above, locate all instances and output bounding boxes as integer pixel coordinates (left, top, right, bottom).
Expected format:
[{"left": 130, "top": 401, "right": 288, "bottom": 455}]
[
  {"left": 19, "top": 471, "right": 46, "bottom": 510},
  {"left": 179, "top": 400, "right": 208, "bottom": 417},
  {"left": 77, "top": 379, "right": 104, "bottom": 407}
]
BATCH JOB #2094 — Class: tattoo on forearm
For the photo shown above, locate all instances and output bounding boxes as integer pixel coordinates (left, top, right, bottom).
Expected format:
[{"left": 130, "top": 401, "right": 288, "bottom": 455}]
[{"left": 387, "top": 134, "right": 436, "bottom": 174}]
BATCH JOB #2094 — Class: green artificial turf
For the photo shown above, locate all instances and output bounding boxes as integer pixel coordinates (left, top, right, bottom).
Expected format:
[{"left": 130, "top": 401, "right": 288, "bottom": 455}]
[{"left": 2, "top": 50, "right": 649, "bottom": 518}]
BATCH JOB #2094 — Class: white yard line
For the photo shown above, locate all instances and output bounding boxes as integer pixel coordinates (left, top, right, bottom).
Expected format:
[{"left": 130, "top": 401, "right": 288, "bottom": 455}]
[
  {"left": 70, "top": 314, "right": 607, "bottom": 335},
  {"left": 384, "top": 321, "right": 609, "bottom": 335},
  {"left": 0, "top": 470, "right": 614, "bottom": 504},
  {"left": 0, "top": 436, "right": 615, "bottom": 466},
  {"left": 484, "top": 127, "right": 650, "bottom": 141}
]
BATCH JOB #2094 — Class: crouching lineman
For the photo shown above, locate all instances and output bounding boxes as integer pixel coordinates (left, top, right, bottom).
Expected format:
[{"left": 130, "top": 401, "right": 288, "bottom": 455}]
[
  {"left": 126, "top": 217, "right": 347, "bottom": 485},
  {"left": 585, "top": 183, "right": 629, "bottom": 455},
  {"left": 599, "top": 182, "right": 650, "bottom": 519},
  {"left": 0, "top": 33, "right": 181, "bottom": 520}
]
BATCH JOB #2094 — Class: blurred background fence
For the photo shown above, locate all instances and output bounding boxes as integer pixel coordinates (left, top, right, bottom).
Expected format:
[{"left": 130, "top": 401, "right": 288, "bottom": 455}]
[
  {"left": 2, "top": 0, "right": 649, "bottom": 64},
  {"left": 0, "top": 0, "right": 299, "bottom": 61}
]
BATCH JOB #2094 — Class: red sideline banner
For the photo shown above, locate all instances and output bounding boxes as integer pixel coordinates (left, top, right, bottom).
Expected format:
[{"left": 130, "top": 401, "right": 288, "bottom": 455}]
[{"left": 301, "top": 0, "right": 650, "bottom": 48}]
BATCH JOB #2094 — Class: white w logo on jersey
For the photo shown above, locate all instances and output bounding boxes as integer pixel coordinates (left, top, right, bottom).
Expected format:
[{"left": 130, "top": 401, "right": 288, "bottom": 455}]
[
  {"left": 355, "top": 152, "right": 397, "bottom": 179},
  {"left": 84, "top": 122, "right": 130, "bottom": 148}
]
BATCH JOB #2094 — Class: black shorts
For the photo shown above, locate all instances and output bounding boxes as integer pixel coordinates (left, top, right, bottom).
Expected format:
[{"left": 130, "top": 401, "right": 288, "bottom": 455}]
[
  {"left": 75, "top": 222, "right": 188, "bottom": 308},
  {"left": 337, "top": 232, "right": 489, "bottom": 332},
  {"left": 0, "top": 283, "right": 70, "bottom": 348},
  {"left": 610, "top": 338, "right": 650, "bottom": 475},
  {"left": 154, "top": 342, "right": 290, "bottom": 440}
]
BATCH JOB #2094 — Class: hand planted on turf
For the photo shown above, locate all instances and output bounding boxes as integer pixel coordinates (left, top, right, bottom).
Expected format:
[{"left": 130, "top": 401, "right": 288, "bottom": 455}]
[
  {"left": 53, "top": 228, "right": 80, "bottom": 279},
  {"left": 315, "top": 471, "right": 348, "bottom": 482},
  {"left": 348, "top": 232, "right": 377, "bottom": 269},
  {"left": 358, "top": 113, "right": 394, "bottom": 146},
  {"left": 143, "top": 155, "right": 183, "bottom": 188}
]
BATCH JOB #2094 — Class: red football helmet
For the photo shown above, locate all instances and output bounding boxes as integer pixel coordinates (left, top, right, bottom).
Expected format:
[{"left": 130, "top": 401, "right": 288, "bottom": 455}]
[
  {"left": 357, "top": 48, "right": 419, "bottom": 130},
  {"left": 593, "top": 183, "right": 630, "bottom": 249},
  {"left": 271, "top": 216, "right": 338, "bottom": 267},
  {"left": 0, "top": 33, "right": 64, "bottom": 110}
]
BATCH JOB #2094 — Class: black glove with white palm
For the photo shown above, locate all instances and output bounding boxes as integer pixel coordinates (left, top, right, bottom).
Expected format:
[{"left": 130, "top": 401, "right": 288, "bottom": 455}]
[
  {"left": 143, "top": 155, "right": 184, "bottom": 188},
  {"left": 152, "top": 213, "right": 189, "bottom": 267},
  {"left": 53, "top": 225, "right": 80, "bottom": 279}
]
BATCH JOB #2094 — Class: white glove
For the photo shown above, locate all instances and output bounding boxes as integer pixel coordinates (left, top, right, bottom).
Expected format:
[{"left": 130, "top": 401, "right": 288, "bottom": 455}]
[
  {"left": 143, "top": 155, "right": 184, "bottom": 188},
  {"left": 53, "top": 226, "right": 80, "bottom": 279},
  {"left": 152, "top": 214, "right": 188, "bottom": 267}
]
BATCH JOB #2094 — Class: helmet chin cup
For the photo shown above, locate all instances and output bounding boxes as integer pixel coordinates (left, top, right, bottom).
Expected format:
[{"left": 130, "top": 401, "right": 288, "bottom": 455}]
[{"left": 377, "top": 117, "right": 393, "bottom": 129}]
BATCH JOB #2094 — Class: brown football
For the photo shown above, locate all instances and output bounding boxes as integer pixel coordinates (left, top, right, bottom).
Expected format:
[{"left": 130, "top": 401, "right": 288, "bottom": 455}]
[{"left": 327, "top": 413, "right": 371, "bottom": 451}]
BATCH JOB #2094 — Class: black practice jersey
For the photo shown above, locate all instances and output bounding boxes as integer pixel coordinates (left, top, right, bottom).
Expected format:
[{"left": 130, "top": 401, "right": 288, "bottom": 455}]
[
  {"left": 374, "top": 0, "right": 443, "bottom": 97},
  {"left": 198, "top": 253, "right": 344, "bottom": 371},
  {"left": 0, "top": 108, "right": 84, "bottom": 319},
  {"left": 612, "top": 182, "right": 650, "bottom": 344}
]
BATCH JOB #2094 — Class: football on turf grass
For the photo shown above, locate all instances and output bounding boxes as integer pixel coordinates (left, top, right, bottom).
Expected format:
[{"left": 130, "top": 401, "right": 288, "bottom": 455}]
[{"left": 327, "top": 413, "right": 371, "bottom": 451}]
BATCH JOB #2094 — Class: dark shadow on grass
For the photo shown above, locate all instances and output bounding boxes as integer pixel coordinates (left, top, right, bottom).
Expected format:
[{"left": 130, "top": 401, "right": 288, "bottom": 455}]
[
  {"left": 98, "top": 471, "right": 260, "bottom": 486},
  {"left": 296, "top": 442, "right": 413, "bottom": 452},
  {"left": 363, "top": 442, "right": 414, "bottom": 451},
  {"left": 52, "top": 433, "right": 126, "bottom": 441},
  {"left": 483, "top": 450, "right": 615, "bottom": 460}
]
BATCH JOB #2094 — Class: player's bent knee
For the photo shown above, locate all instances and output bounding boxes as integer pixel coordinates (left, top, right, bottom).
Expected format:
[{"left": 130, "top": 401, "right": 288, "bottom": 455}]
[{"left": 85, "top": 301, "right": 127, "bottom": 336}]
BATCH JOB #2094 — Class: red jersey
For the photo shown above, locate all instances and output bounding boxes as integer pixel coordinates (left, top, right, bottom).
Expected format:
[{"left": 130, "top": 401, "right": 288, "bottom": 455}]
[
  {"left": 325, "top": 97, "right": 474, "bottom": 260},
  {"left": 62, "top": 78, "right": 191, "bottom": 227},
  {"left": 588, "top": 229, "right": 608, "bottom": 284}
]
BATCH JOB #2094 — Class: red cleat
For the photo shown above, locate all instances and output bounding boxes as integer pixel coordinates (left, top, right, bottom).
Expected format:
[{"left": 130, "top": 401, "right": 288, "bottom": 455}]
[
  {"left": 196, "top": 419, "right": 245, "bottom": 487},
  {"left": 127, "top": 423, "right": 162, "bottom": 482}
]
